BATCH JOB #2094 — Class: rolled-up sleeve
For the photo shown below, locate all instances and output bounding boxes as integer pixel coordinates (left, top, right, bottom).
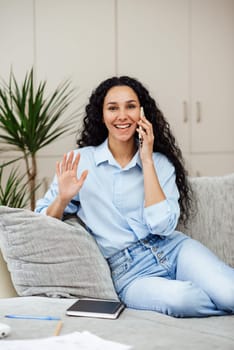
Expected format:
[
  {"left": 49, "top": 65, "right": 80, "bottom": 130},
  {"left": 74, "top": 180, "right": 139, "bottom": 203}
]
[
  {"left": 124, "top": 154, "right": 180, "bottom": 239},
  {"left": 143, "top": 156, "right": 180, "bottom": 237}
]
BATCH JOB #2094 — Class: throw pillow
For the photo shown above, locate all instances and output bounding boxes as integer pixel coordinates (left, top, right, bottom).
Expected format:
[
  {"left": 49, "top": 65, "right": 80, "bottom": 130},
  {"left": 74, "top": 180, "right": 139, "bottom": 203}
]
[{"left": 0, "top": 206, "right": 118, "bottom": 299}]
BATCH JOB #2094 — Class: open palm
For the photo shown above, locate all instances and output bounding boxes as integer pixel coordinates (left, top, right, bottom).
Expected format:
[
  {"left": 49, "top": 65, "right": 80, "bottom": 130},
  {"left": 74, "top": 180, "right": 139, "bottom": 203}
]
[{"left": 56, "top": 151, "right": 88, "bottom": 203}]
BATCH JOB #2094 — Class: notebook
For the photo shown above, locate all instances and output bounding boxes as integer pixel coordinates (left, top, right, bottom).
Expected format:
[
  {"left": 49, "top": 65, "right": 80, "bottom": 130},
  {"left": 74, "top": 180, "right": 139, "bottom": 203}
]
[{"left": 66, "top": 298, "right": 125, "bottom": 319}]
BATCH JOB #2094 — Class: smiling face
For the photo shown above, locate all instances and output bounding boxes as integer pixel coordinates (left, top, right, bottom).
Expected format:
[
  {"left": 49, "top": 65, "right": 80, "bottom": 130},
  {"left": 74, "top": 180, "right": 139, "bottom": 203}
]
[{"left": 103, "top": 85, "right": 141, "bottom": 145}]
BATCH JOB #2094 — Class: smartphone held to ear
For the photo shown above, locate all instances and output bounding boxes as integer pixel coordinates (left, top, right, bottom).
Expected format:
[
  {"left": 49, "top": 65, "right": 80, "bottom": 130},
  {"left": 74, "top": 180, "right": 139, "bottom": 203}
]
[{"left": 139, "top": 106, "right": 144, "bottom": 147}]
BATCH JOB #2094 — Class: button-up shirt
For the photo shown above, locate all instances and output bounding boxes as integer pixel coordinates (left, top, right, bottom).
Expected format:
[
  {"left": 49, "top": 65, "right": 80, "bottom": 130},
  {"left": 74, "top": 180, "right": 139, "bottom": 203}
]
[{"left": 35, "top": 139, "right": 180, "bottom": 258}]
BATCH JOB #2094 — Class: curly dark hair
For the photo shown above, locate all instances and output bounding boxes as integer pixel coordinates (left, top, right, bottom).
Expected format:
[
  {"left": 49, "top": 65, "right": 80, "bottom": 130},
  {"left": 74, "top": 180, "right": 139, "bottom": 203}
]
[{"left": 77, "top": 76, "right": 194, "bottom": 225}]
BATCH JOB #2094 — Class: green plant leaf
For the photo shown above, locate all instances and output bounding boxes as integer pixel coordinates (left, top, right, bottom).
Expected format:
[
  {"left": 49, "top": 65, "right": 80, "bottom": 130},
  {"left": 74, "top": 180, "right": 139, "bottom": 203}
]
[
  {"left": 0, "top": 68, "right": 79, "bottom": 154},
  {"left": 0, "top": 155, "right": 25, "bottom": 168},
  {"left": 0, "top": 166, "right": 30, "bottom": 208}
]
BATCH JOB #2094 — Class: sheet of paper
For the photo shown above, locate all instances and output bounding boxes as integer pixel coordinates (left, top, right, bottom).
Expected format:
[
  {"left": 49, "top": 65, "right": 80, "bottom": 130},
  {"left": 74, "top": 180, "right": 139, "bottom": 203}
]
[{"left": 0, "top": 331, "right": 132, "bottom": 350}]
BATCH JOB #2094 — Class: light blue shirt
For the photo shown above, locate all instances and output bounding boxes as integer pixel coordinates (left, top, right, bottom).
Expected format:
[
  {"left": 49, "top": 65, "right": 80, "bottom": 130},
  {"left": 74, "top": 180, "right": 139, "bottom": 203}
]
[{"left": 35, "top": 139, "right": 180, "bottom": 258}]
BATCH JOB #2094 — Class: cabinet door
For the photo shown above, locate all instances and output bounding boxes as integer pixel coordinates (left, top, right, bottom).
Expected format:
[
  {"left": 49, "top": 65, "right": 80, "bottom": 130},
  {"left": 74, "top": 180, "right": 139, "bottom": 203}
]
[
  {"left": 191, "top": 0, "right": 234, "bottom": 153},
  {"left": 117, "top": 0, "right": 190, "bottom": 152},
  {"left": 35, "top": 0, "right": 116, "bottom": 156},
  {"left": 0, "top": 0, "right": 34, "bottom": 80},
  {"left": 190, "top": 154, "right": 234, "bottom": 177},
  {"left": 0, "top": 0, "right": 34, "bottom": 162}
]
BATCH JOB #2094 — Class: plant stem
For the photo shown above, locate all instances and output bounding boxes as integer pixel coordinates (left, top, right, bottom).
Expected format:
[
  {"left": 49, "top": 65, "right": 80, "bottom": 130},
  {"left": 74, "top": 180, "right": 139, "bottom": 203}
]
[
  {"left": 23, "top": 151, "right": 37, "bottom": 210},
  {"left": 30, "top": 154, "right": 37, "bottom": 211}
]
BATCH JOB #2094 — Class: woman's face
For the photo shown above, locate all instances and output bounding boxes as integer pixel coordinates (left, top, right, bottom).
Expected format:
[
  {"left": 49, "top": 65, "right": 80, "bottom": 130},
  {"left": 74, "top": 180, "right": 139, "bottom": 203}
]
[{"left": 102, "top": 85, "right": 141, "bottom": 144}]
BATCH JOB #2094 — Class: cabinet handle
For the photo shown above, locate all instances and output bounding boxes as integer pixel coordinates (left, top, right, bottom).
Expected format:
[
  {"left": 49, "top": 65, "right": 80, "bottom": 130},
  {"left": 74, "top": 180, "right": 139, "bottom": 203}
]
[
  {"left": 183, "top": 101, "right": 188, "bottom": 123},
  {"left": 196, "top": 101, "right": 201, "bottom": 123}
]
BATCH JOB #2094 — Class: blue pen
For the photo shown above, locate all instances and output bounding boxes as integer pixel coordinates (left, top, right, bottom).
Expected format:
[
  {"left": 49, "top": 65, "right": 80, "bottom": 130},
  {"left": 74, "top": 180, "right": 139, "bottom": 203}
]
[{"left": 5, "top": 314, "right": 60, "bottom": 320}]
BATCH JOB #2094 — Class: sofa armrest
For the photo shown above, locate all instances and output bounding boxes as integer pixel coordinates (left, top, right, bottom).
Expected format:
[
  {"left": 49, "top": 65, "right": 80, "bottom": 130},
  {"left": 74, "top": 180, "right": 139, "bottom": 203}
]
[{"left": 0, "top": 250, "right": 17, "bottom": 298}]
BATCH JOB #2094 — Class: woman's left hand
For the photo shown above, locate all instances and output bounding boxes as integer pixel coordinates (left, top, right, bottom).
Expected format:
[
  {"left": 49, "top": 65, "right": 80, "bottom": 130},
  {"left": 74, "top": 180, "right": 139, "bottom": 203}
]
[{"left": 137, "top": 115, "right": 154, "bottom": 163}]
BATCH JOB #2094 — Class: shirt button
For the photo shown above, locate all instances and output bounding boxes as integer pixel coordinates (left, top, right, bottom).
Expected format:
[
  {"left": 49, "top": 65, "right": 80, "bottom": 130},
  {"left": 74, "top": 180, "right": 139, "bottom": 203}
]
[
  {"left": 152, "top": 246, "right": 157, "bottom": 252},
  {"left": 157, "top": 252, "right": 163, "bottom": 259}
]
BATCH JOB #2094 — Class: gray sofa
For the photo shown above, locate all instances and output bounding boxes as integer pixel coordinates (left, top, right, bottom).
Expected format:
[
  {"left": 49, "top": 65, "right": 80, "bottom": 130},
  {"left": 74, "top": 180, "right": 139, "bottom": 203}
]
[{"left": 0, "top": 174, "right": 234, "bottom": 349}]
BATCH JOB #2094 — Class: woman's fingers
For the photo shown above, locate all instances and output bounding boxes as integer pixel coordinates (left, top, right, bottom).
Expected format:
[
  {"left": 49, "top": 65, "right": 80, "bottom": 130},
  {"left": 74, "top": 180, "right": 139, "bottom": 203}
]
[
  {"left": 60, "top": 153, "right": 67, "bottom": 172},
  {"left": 72, "top": 152, "right": 81, "bottom": 171},
  {"left": 66, "top": 150, "right": 74, "bottom": 170},
  {"left": 57, "top": 151, "right": 81, "bottom": 175},
  {"left": 56, "top": 161, "right": 60, "bottom": 177},
  {"left": 79, "top": 170, "right": 89, "bottom": 186},
  {"left": 55, "top": 152, "right": 88, "bottom": 202},
  {"left": 140, "top": 117, "right": 153, "bottom": 133},
  {"left": 138, "top": 117, "right": 154, "bottom": 142}
]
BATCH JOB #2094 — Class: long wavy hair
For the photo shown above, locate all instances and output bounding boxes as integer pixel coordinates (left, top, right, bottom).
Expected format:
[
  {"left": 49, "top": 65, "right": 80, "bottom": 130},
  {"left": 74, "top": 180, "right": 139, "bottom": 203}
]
[{"left": 77, "top": 76, "right": 194, "bottom": 225}]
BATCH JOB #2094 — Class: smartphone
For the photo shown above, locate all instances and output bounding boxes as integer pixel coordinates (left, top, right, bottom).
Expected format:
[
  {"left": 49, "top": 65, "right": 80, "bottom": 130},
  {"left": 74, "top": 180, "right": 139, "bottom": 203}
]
[{"left": 139, "top": 106, "right": 144, "bottom": 147}]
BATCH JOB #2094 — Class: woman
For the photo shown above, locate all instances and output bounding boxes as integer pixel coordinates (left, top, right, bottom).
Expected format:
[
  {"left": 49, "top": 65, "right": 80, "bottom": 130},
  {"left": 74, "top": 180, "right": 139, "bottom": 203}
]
[{"left": 35, "top": 76, "right": 234, "bottom": 317}]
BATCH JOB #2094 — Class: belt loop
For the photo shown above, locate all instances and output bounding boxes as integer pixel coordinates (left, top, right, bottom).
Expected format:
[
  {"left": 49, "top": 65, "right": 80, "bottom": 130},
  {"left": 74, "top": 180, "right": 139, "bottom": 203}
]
[{"left": 124, "top": 247, "right": 133, "bottom": 262}]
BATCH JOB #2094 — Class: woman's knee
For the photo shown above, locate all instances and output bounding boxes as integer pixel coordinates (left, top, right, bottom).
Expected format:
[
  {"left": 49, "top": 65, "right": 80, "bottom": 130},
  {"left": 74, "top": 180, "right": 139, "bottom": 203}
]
[
  {"left": 213, "top": 284, "right": 234, "bottom": 312},
  {"left": 162, "top": 281, "right": 211, "bottom": 317},
  {"left": 121, "top": 278, "right": 218, "bottom": 317}
]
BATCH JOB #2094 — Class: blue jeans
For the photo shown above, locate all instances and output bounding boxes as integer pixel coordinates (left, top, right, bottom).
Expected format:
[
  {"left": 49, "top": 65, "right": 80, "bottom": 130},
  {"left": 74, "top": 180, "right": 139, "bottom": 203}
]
[{"left": 107, "top": 232, "right": 234, "bottom": 317}]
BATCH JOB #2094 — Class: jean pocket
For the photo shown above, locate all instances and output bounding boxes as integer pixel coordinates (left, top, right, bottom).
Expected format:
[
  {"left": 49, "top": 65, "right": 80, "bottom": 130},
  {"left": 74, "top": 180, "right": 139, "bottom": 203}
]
[{"left": 110, "top": 257, "right": 131, "bottom": 280}]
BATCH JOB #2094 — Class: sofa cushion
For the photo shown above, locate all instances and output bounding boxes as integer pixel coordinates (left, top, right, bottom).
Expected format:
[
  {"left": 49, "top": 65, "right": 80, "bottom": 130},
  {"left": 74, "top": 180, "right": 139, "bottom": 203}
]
[
  {"left": 177, "top": 173, "right": 234, "bottom": 267},
  {"left": 0, "top": 206, "right": 118, "bottom": 299}
]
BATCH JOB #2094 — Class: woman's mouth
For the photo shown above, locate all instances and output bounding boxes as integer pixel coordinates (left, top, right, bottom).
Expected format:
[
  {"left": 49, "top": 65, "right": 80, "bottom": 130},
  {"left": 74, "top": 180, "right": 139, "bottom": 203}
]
[{"left": 114, "top": 124, "right": 131, "bottom": 129}]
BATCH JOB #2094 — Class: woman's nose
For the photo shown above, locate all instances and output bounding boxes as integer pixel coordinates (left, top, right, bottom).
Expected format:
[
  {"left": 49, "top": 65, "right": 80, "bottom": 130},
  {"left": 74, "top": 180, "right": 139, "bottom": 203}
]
[{"left": 118, "top": 108, "right": 127, "bottom": 119}]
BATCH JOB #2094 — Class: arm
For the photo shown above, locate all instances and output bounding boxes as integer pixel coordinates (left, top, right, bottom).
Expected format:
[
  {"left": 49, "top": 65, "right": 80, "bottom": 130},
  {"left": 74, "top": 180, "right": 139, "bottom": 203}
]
[
  {"left": 138, "top": 114, "right": 166, "bottom": 207},
  {"left": 46, "top": 151, "right": 88, "bottom": 219},
  {"left": 137, "top": 114, "right": 180, "bottom": 236}
]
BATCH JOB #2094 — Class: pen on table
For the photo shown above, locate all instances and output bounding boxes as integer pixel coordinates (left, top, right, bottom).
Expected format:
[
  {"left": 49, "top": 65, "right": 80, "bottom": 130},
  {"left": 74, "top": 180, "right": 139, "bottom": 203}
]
[
  {"left": 5, "top": 314, "right": 61, "bottom": 321},
  {"left": 53, "top": 320, "right": 63, "bottom": 336}
]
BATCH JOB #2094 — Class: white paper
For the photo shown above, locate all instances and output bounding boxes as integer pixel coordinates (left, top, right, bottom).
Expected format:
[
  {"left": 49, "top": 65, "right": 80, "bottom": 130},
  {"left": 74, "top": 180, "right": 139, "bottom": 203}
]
[{"left": 0, "top": 331, "right": 132, "bottom": 350}]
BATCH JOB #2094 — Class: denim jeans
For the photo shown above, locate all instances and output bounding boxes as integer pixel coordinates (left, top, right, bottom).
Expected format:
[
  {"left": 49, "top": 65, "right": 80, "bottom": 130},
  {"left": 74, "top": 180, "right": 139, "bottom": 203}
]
[{"left": 107, "top": 231, "right": 234, "bottom": 317}]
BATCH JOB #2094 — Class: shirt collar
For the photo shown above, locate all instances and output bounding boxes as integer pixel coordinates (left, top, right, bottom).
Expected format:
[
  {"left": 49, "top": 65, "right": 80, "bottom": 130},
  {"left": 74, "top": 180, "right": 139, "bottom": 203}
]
[{"left": 94, "top": 139, "right": 142, "bottom": 169}]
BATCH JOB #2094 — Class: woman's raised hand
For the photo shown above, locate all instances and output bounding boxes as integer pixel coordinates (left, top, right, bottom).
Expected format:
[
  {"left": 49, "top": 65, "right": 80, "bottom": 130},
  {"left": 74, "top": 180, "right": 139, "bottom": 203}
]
[
  {"left": 56, "top": 151, "right": 88, "bottom": 204},
  {"left": 137, "top": 114, "right": 154, "bottom": 163}
]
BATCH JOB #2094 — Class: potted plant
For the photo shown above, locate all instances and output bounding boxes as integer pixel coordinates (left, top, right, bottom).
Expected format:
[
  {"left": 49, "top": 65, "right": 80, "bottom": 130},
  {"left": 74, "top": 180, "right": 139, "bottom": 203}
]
[{"left": 0, "top": 68, "right": 79, "bottom": 210}]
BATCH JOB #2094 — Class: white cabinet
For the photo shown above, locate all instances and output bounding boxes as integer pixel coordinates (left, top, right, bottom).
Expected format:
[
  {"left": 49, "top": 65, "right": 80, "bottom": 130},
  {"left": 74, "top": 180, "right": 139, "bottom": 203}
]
[
  {"left": 117, "top": 0, "right": 190, "bottom": 153},
  {"left": 0, "top": 0, "right": 34, "bottom": 80},
  {"left": 190, "top": 0, "right": 234, "bottom": 176},
  {"left": 117, "top": 0, "right": 234, "bottom": 175},
  {"left": 0, "top": 0, "right": 34, "bottom": 163},
  {"left": 189, "top": 154, "right": 234, "bottom": 177},
  {"left": 35, "top": 0, "right": 116, "bottom": 156},
  {"left": 191, "top": 0, "right": 234, "bottom": 154}
]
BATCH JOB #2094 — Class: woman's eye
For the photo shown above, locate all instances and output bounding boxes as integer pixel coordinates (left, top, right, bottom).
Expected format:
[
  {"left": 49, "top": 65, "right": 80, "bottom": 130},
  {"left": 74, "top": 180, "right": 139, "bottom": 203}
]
[
  {"left": 108, "top": 106, "right": 118, "bottom": 111},
  {"left": 127, "top": 104, "right": 136, "bottom": 109}
]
